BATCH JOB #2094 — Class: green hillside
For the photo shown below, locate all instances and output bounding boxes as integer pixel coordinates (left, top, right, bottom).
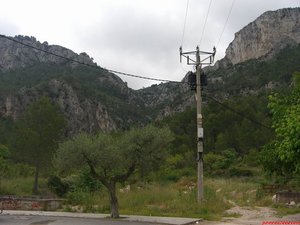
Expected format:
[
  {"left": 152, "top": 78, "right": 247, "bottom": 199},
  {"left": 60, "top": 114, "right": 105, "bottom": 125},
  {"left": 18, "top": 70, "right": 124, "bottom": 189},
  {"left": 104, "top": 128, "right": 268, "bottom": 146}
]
[{"left": 207, "top": 44, "right": 300, "bottom": 95}]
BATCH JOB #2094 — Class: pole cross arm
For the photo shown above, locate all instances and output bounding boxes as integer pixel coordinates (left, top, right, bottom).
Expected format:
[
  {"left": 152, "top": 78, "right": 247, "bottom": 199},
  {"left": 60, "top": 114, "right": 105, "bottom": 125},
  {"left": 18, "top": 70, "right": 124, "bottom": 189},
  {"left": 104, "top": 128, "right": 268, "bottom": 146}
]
[{"left": 179, "top": 46, "right": 216, "bottom": 66}]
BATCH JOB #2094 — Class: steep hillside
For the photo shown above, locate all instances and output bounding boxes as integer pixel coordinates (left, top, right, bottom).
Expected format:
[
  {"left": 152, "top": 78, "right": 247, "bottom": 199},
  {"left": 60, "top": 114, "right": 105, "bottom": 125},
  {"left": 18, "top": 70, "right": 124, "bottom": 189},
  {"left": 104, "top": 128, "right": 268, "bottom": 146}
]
[
  {"left": 219, "top": 7, "right": 300, "bottom": 67},
  {"left": 207, "top": 44, "right": 300, "bottom": 97},
  {"left": 0, "top": 8, "right": 299, "bottom": 135},
  {"left": 0, "top": 35, "right": 148, "bottom": 134}
]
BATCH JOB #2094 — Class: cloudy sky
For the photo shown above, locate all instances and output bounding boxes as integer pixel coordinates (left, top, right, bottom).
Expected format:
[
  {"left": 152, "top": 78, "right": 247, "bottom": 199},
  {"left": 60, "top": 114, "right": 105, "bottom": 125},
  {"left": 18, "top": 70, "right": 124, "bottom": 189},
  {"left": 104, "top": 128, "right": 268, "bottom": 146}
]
[{"left": 0, "top": 0, "right": 299, "bottom": 89}]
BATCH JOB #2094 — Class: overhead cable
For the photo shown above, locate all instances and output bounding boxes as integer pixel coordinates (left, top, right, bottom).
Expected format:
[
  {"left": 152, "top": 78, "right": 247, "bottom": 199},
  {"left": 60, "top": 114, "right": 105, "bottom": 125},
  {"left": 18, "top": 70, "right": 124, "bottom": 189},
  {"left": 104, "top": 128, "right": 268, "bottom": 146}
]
[
  {"left": 181, "top": 0, "right": 190, "bottom": 47},
  {"left": 199, "top": 0, "right": 213, "bottom": 47},
  {"left": 216, "top": 0, "right": 235, "bottom": 48}
]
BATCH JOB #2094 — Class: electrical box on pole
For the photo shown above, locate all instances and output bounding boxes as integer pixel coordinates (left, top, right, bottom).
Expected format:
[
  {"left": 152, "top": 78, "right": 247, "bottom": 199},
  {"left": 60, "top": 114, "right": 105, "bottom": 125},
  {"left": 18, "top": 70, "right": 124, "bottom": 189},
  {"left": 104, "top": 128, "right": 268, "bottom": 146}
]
[
  {"left": 180, "top": 46, "right": 216, "bottom": 202},
  {"left": 187, "top": 71, "right": 208, "bottom": 91}
]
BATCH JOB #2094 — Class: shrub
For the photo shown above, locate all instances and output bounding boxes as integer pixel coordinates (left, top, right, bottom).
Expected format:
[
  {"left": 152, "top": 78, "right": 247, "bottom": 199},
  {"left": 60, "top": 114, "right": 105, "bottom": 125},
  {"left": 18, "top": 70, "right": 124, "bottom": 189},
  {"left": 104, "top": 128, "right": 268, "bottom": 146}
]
[
  {"left": 229, "top": 166, "right": 253, "bottom": 177},
  {"left": 47, "top": 175, "right": 69, "bottom": 197}
]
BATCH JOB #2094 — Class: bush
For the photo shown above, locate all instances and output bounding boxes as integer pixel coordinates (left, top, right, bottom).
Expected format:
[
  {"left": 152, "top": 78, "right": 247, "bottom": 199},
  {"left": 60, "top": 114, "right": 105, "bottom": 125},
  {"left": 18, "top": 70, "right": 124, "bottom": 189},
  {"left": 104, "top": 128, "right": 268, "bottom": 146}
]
[
  {"left": 47, "top": 175, "right": 69, "bottom": 197},
  {"left": 242, "top": 149, "right": 260, "bottom": 167},
  {"left": 204, "top": 148, "right": 238, "bottom": 176},
  {"left": 229, "top": 166, "right": 253, "bottom": 177}
]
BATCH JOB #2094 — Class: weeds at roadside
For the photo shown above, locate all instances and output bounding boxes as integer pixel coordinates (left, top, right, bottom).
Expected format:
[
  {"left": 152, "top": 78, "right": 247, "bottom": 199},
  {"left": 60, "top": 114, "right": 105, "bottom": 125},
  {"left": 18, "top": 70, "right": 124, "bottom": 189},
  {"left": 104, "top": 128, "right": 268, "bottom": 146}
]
[{"left": 2, "top": 176, "right": 298, "bottom": 220}]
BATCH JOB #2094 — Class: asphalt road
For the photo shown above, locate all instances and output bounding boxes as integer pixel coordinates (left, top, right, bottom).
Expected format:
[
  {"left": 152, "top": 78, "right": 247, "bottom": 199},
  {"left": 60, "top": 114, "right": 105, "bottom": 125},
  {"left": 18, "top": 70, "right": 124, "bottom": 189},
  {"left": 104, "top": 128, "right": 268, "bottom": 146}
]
[{"left": 0, "top": 215, "right": 164, "bottom": 225}]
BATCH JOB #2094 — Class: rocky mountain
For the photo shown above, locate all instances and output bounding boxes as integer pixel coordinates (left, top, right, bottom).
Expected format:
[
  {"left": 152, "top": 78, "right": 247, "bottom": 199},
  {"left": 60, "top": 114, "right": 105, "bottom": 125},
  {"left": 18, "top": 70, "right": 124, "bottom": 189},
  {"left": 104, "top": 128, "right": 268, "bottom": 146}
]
[
  {"left": 0, "top": 35, "right": 96, "bottom": 71},
  {"left": 215, "top": 7, "right": 300, "bottom": 68},
  {"left": 0, "top": 7, "right": 300, "bottom": 135},
  {"left": 139, "top": 8, "right": 300, "bottom": 116},
  {"left": 0, "top": 35, "right": 138, "bottom": 134}
]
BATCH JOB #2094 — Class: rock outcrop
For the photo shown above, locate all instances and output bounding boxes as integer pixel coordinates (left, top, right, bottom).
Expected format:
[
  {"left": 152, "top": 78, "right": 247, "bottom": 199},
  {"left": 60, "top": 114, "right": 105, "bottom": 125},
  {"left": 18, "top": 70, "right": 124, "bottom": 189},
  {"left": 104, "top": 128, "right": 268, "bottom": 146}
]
[
  {"left": 224, "top": 7, "right": 300, "bottom": 65},
  {"left": 0, "top": 79, "right": 116, "bottom": 134},
  {"left": 0, "top": 35, "right": 96, "bottom": 71}
]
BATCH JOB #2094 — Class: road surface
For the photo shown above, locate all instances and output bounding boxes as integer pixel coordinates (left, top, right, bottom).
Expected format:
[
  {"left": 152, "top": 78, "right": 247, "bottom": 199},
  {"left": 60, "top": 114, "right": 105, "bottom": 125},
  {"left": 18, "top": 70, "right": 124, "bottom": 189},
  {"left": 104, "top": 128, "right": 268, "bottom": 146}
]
[{"left": 0, "top": 215, "right": 165, "bottom": 225}]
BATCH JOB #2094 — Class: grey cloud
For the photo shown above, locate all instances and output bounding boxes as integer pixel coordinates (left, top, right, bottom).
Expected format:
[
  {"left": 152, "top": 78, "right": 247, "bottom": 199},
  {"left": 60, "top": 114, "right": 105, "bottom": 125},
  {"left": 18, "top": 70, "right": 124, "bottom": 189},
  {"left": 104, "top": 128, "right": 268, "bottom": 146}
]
[
  {"left": 68, "top": 0, "right": 300, "bottom": 89},
  {"left": 0, "top": 19, "right": 20, "bottom": 36}
]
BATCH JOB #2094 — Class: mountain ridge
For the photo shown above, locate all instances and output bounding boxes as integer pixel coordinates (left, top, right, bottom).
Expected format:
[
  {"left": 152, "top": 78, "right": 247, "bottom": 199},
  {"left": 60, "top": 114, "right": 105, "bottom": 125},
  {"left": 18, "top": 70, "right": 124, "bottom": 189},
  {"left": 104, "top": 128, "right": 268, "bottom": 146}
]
[
  {"left": 214, "top": 7, "right": 300, "bottom": 69},
  {"left": 0, "top": 35, "right": 96, "bottom": 71},
  {"left": 0, "top": 7, "right": 299, "bottom": 134}
]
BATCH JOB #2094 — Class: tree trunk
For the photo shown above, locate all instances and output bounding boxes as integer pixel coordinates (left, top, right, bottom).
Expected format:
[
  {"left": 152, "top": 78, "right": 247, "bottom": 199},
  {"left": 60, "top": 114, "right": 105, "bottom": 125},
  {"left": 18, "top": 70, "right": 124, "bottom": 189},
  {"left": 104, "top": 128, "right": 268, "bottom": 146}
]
[
  {"left": 32, "top": 164, "right": 40, "bottom": 195},
  {"left": 107, "top": 182, "right": 119, "bottom": 218}
]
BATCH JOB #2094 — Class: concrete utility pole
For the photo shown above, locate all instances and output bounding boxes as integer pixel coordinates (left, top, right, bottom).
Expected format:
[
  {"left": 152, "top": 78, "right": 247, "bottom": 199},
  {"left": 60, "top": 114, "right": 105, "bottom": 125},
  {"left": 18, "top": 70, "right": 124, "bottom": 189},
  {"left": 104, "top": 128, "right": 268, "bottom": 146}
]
[{"left": 180, "top": 46, "right": 215, "bottom": 202}]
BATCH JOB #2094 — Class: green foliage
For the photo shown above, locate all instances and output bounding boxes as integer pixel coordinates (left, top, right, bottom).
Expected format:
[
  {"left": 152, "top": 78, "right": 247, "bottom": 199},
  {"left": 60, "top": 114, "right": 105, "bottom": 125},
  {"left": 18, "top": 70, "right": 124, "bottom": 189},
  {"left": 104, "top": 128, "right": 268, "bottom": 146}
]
[
  {"left": 157, "top": 94, "right": 273, "bottom": 178},
  {"left": 204, "top": 94, "right": 274, "bottom": 154},
  {"left": 208, "top": 45, "right": 300, "bottom": 94},
  {"left": 54, "top": 125, "right": 173, "bottom": 217},
  {"left": 10, "top": 96, "right": 66, "bottom": 193},
  {"left": 4, "top": 162, "right": 35, "bottom": 178},
  {"left": 242, "top": 149, "right": 260, "bottom": 167},
  {"left": 54, "top": 125, "right": 173, "bottom": 180},
  {"left": 0, "top": 117, "right": 13, "bottom": 145},
  {"left": 63, "top": 178, "right": 262, "bottom": 220},
  {"left": 0, "top": 144, "right": 9, "bottom": 158},
  {"left": 0, "top": 144, "right": 9, "bottom": 187},
  {"left": 11, "top": 97, "right": 66, "bottom": 166},
  {"left": 204, "top": 148, "right": 243, "bottom": 176},
  {"left": 75, "top": 167, "right": 102, "bottom": 192},
  {"left": 66, "top": 190, "right": 96, "bottom": 207},
  {"left": 228, "top": 166, "right": 253, "bottom": 177},
  {"left": 0, "top": 63, "right": 150, "bottom": 129},
  {"left": 0, "top": 177, "right": 47, "bottom": 195},
  {"left": 261, "top": 72, "right": 300, "bottom": 177},
  {"left": 47, "top": 175, "right": 69, "bottom": 197}
]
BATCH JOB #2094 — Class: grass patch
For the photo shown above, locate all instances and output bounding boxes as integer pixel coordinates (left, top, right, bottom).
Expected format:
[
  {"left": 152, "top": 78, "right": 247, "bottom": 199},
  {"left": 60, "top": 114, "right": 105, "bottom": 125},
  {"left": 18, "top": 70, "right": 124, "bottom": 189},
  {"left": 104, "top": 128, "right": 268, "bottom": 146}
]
[
  {"left": 2, "top": 176, "right": 298, "bottom": 221},
  {"left": 108, "top": 178, "right": 265, "bottom": 220},
  {"left": 273, "top": 205, "right": 300, "bottom": 216},
  {"left": 118, "top": 182, "right": 227, "bottom": 220},
  {"left": 61, "top": 177, "right": 255, "bottom": 220},
  {"left": 0, "top": 177, "right": 48, "bottom": 196}
]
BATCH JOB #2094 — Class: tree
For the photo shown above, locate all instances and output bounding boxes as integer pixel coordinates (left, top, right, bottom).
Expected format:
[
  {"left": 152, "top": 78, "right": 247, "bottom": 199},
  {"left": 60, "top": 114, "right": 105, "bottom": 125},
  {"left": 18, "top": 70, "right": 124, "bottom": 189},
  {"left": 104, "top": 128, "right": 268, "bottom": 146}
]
[
  {"left": 261, "top": 72, "right": 300, "bottom": 178},
  {"left": 54, "top": 125, "right": 173, "bottom": 218},
  {"left": 12, "top": 97, "right": 66, "bottom": 194}
]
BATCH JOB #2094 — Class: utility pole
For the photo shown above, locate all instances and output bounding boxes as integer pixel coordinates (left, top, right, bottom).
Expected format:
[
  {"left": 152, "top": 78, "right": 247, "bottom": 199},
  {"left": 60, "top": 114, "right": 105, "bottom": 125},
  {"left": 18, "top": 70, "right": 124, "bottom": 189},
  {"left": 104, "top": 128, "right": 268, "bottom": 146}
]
[{"left": 180, "top": 46, "right": 216, "bottom": 202}]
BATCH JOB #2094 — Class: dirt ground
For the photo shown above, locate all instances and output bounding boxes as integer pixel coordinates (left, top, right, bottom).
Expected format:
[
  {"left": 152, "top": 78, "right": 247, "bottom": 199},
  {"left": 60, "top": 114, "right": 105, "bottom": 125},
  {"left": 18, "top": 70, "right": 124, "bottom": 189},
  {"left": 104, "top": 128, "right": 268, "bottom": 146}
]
[{"left": 200, "top": 206, "right": 300, "bottom": 225}]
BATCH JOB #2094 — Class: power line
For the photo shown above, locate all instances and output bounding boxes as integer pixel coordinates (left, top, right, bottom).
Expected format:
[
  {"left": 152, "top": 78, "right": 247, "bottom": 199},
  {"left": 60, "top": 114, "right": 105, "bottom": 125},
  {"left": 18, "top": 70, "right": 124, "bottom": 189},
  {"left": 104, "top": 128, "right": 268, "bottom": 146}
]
[
  {"left": 199, "top": 0, "right": 213, "bottom": 48},
  {"left": 107, "top": 69, "right": 182, "bottom": 83},
  {"left": 205, "top": 94, "right": 273, "bottom": 130},
  {"left": 0, "top": 34, "right": 184, "bottom": 84},
  {"left": 181, "top": 0, "right": 190, "bottom": 47},
  {"left": 216, "top": 0, "right": 235, "bottom": 48}
]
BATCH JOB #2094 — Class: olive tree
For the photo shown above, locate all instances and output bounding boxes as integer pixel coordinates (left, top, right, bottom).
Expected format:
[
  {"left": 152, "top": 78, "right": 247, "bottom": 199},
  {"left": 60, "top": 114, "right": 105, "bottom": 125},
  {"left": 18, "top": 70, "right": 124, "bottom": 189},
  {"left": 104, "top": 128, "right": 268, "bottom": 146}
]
[{"left": 54, "top": 125, "right": 173, "bottom": 218}]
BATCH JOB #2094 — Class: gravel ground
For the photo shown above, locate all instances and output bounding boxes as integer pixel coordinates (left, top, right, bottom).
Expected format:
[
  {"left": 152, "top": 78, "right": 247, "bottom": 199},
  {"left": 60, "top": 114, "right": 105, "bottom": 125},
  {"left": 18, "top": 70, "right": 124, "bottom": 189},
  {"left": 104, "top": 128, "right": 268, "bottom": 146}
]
[{"left": 200, "top": 206, "right": 300, "bottom": 225}]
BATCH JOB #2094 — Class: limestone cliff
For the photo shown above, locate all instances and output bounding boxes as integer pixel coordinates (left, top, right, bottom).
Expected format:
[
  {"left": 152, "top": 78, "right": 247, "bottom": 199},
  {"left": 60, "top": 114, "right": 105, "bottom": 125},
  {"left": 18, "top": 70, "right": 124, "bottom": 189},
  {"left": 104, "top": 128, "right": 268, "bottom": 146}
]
[
  {"left": 0, "top": 79, "right": 116, "bottom": 134},
  {"left": 225, "top": 7, "right": 300, "bottom": 65}
]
